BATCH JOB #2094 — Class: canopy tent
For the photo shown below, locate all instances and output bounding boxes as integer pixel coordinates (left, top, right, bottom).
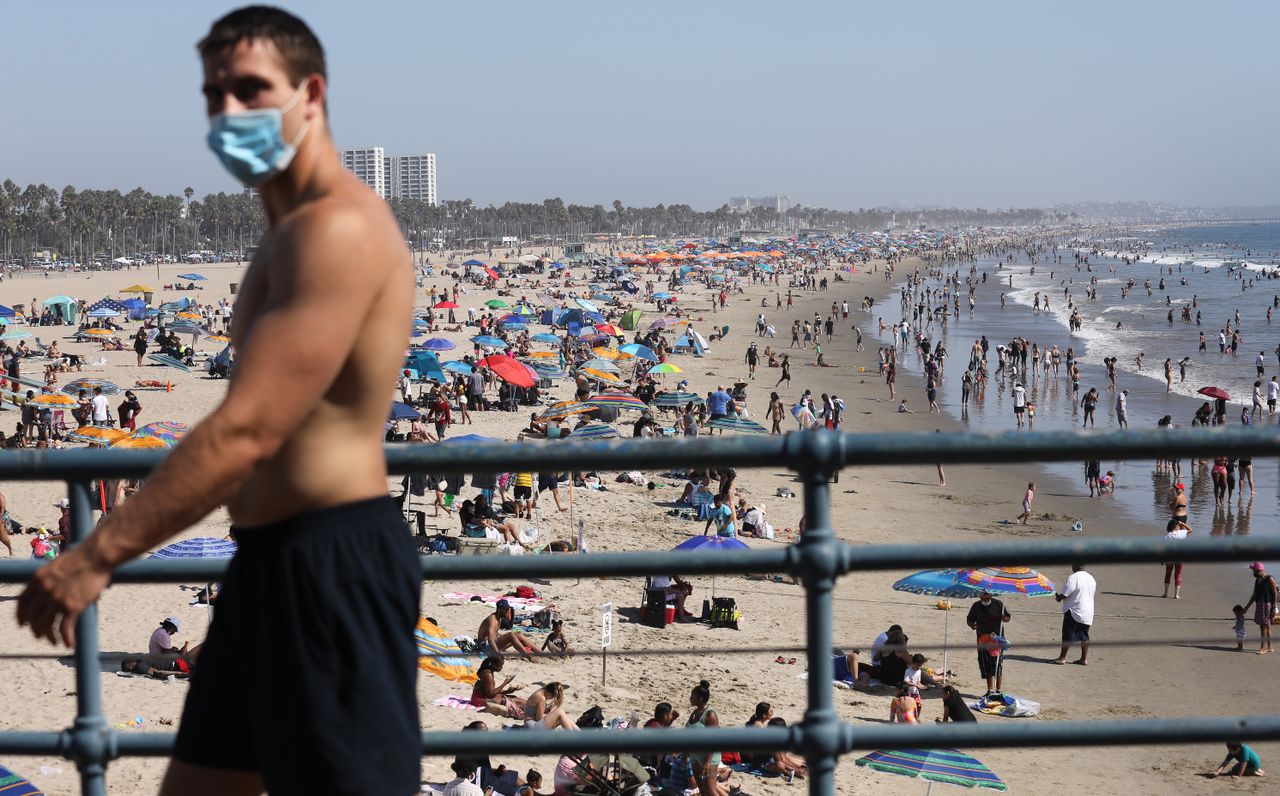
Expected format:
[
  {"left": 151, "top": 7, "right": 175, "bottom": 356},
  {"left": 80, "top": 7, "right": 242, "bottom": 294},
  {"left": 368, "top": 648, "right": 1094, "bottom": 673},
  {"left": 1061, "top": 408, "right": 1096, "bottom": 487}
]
[
  {"left": 405, "top": 350, "right": 446, "bottom": 383},
  {"left": 620, "top": 309, "right": 643, "bottom": 330},
  {"left": 42, "top": 295, "right": 78, "bottom": 324}
]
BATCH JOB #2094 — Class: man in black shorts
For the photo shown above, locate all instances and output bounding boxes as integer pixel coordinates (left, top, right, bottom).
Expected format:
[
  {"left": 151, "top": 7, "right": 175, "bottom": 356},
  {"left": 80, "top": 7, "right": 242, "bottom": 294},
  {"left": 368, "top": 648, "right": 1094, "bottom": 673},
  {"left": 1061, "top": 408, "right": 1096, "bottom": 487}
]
[
  {"left": 18, "top": 8, "right": 421, "bottom": 794},
  {"left": 966, "top": 590, "right": 1010, "bottom": 696}
]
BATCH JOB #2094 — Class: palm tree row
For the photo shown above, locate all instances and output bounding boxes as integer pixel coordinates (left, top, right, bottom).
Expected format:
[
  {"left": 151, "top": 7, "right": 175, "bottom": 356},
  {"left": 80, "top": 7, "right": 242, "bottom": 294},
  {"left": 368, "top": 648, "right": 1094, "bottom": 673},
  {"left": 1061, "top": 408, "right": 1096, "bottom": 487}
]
[{"left": 2, "top": 178, "right": 1053, "bottom": 264}]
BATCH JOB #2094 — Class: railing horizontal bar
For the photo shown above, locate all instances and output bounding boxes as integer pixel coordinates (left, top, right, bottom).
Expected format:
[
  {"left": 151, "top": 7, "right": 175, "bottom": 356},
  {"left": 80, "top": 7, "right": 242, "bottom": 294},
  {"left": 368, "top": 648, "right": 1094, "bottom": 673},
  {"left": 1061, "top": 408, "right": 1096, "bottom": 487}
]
[
  {"left": 7, "top": 713, "right": 1280, "bottom": 760},
  {"left": 2, "top": 535, "right": 1278, "bottom": 585},
  {"left": 2, "top": 428, "right": 1277, "bottom": 481}
]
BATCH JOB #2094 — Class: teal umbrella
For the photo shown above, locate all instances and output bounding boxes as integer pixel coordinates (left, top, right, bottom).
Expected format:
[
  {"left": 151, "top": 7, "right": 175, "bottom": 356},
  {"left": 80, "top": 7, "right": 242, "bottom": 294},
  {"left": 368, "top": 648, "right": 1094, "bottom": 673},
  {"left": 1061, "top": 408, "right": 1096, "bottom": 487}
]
[
  {"left": 892, "top": 570, "right": 984, "bottom": 675},
  {"left": 856, "top": 749, "right": 1006, "bottom": 791},
  {"left": 707, "top": 416, "right": 766, "bottom": 434}
]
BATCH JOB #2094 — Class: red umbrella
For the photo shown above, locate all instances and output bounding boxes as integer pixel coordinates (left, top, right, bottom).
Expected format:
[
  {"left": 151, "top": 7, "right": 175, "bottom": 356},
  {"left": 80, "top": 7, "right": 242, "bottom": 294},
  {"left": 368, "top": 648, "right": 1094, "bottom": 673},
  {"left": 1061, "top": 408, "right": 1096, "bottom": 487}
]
[
  {"left": 477, "top": 354, "right": 535, "bottom": 388},
  {"left": 483, "top": 266, "right": 501, "bottom": 280},
  {"left": 1198, "top": 386, "right": 1229, "bottom": 400},
  {"left": 433, "top": 301, "right": 460, "bottom": 309}
]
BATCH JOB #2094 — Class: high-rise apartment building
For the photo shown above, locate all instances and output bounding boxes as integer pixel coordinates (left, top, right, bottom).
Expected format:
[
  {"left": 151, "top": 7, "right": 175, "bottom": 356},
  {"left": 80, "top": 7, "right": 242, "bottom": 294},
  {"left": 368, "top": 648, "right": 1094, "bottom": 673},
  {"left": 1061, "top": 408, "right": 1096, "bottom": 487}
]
[
  {"left": 339, "top": 146, "right": 387, "bottom": 199},
  {"left": 384, "top": 153, "right": 438, "bottom": 205},
  {"left": 728, "top": 195, "right": 792, "bottom": 214},
  {"left": 340, "top": 147, "right": 437, "bottom": 206}
]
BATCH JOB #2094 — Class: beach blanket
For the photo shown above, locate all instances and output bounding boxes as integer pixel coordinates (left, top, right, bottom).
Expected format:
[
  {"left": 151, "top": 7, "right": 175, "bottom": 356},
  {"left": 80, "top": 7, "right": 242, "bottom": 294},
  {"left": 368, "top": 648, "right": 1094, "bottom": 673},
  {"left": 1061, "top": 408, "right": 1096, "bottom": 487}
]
[
  {"left": 441, "top": 591, "right": 545, "bottom": 609},
  {"left": 970, "top": 693, "right": 1040, "bottom": 718},
  {"left": 432, "top": 695, "right": 482, "bottom": 712}
]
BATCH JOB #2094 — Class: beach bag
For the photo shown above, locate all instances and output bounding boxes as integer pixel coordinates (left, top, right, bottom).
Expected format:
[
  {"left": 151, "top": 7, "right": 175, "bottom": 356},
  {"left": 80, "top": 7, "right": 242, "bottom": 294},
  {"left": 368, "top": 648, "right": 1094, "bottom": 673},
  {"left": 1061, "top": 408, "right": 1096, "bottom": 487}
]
[
  {"left": 710, "top": 597, "right": 740, "bottom": 629},
  {"left": 515, "top": 585, "right": 540, "bottom": 600},
  {"left": 576, "top": 706, "right": 605, "bottom": 728}
]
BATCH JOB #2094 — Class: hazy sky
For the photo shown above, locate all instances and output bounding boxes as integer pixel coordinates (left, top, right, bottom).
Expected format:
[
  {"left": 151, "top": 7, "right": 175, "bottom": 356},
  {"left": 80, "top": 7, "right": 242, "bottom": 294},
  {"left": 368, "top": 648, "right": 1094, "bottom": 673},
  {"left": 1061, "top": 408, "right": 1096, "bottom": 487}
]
[{"left": 3, "top": 1, "right": 1278, "bottom": 209}]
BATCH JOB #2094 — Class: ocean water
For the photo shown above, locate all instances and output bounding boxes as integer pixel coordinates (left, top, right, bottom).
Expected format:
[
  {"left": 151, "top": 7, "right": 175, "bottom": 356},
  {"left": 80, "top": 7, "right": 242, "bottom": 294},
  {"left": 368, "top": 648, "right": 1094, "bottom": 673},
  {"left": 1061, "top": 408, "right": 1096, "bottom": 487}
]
[{"left": 870, "top": 222, "right": 1280, "bottom": 539}]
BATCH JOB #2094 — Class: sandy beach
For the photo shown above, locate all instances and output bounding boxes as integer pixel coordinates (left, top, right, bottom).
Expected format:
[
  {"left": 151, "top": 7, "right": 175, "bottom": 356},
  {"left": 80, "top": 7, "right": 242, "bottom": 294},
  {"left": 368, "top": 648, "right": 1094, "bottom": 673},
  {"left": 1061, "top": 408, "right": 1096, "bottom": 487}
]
[{"left": 0, "top": 247, "right": 1275, "bottom": 795}]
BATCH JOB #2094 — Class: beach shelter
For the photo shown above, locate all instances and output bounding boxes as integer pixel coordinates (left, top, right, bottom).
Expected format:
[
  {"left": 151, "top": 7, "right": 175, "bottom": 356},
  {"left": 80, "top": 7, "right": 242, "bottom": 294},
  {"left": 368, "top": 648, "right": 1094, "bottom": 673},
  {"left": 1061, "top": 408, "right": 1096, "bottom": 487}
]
[
  {"left": 415, "top": 616, "right": 477, "bottom": 684},
  {"left": 568, "top": 422, "right": 619, "bottom": 440},
  {"left": 620, "top": 309, "right": 643, "bottom": 331},
  {"left": 405, "top": 350, "right": 446, "bottom": 383},
  {"left": 673, "top": 331, "right": 708, "bottom": 356},
  {"left": 0, "top": 304, "right": 14, "bottom": 318},
  {"left": 42, "top": 295, "right": 78, "bottom": 324},
  {"left": 176, "top": 273, "right": 207, "bottom": 281},
  {"left": 855, "top": 749, "right": 1006, "bottom": 791},
  {"left": 121, "top": 284, "right": 154, "bottom": 294},
  {"left": 0, "top": 762, "right": 43, "bottom": 795},
  {"left": 122, "top": 298, "right": 148, "bottom": 320}
]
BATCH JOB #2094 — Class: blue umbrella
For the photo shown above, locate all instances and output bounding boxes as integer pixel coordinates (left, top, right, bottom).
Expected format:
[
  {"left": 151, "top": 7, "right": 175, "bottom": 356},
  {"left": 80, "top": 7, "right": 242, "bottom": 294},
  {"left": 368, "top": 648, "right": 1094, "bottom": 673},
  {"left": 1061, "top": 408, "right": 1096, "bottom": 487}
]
[
  {"left": 619, "top": 343, "right": 658, "bottom": 361},
  {"left": 672, "top": 534, "right": 750, "bottom": 599},
  {"left": 0, "top": 304, "right": 15, "bottom": 317},
  {"left": 86, "top": 307, "right": 121, "bottom": 318},
  {"left": 389, "top": 401, "right": 421, "bottom": 421},
  {"left": 0, "top": 762, "right": 43, "bottom": 795},
  {"left": 471, "top": 335, "right": 507, "bottom": 348},
  {"left": 892, "top": 570, "right": 984, "bottom": 676},
  {"left": 176, "top": 273, "right": 207, "bottom": 281},
  {"left": 532, "top": 333, "right": 562, "bottom": 344},
  {"left": 652, "top": 292, "right": 673, "bottom": 300},
  {"left": 574, "top": 298, "right": 599, "bottom": 312},
  {"left": 438, "top": 433, "right": 497, "bottom": 445},
  {"left": 421, "top": 338, "right": 456, "bottom": 351},
  {"left": 150, "top": 537, "right": 237, "bottom": 559},
  {"left": 442, "top": 361, "right": 473, "bottom": 375},
  {"left": 462, "top": 259, "right": 486, "bottom": 267}
]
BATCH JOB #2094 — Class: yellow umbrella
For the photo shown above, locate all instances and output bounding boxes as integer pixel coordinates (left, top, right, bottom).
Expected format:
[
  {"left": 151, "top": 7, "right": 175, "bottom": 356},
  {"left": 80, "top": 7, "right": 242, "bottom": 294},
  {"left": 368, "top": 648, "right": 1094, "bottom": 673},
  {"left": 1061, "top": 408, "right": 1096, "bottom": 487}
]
[
  {"left": 111, "top": 435, "right": 169, "bottom": 449},
  {"left": 581, "top": 368, "right": 621, "bottom": 384},
  {"left": 31, "top": 393, "right": 77, "bottom": 407},
  {"left": 205, "top": 335, "right": 231, "bottom": 343},
  {"left": 80, "top": 328, "right": 114, "bottom": 337},
  {"left": 525, "top": 351, "right": 559, "bottom": 359},
  {"left": 67, "top": 427, "right": 129, "bottom": 444},
  {"left": 176, "top": 311, "right": 202, "bottom": 320},
  {"left": 120, "top": 285, "right": 154, "bottom": 294}
]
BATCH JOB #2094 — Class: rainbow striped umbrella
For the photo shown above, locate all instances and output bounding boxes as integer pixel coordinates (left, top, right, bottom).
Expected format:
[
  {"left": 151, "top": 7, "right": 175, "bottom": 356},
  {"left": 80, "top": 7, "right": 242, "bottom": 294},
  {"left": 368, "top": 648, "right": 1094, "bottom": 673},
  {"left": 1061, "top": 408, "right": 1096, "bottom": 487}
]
[
  {"left": 856, "top": 749, "right": 1006, "bottom": 791},
  {"left": 415, "top": 616, "right": 477, "bottom": 684},
  {"left": 957, "top": 566, "right": 1055, "bottom": 596},
  {"left": 62, "top": 379, "right": 121, "bottom": 396},
  {"left": 588, "top": 391, "right": 649, "bottom": 411},
  {"left": 654, "top": 391, "right": 704, "bottom": 408},
  {"left": 539, "top": 401, "right": 594, "bottom": 421},
  {"left": 647, "top": 362, "right": 683, "bottom": 375},
  {"left": 113, "top": 420, "right": 188, "bottom": 449}
]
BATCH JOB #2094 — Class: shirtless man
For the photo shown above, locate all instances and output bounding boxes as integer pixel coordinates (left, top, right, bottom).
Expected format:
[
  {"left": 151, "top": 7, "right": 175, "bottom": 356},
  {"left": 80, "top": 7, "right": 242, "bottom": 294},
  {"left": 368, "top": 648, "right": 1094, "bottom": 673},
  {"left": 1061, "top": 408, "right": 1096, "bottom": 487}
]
[
  {"left": 17, "top": 9, "right": 420, "bottom": 795},
  {"left": 477, "top": 600, "right": 537, "bottom": 662}
]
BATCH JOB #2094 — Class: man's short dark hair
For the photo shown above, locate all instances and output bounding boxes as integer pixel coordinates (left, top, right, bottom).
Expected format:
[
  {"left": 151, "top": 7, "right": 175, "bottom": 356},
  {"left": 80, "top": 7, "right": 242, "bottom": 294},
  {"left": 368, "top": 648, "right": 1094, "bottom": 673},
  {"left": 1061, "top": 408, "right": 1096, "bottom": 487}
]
[{"left": 197, "top": 5, "right": 327, "bottom": 86}]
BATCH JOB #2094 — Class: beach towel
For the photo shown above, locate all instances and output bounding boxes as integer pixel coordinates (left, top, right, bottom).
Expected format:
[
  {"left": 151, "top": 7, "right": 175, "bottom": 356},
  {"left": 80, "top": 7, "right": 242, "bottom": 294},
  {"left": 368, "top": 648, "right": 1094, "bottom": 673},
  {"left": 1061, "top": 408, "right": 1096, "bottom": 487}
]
[
  {"left": 970, "top": 693, "right": 1039, "bottom": 718},
  {"left": 441, "top": 591, "right": 545, "bottom": 609},
  {"left": 432, "top": 695, "right": 482, "bottom": 712}
]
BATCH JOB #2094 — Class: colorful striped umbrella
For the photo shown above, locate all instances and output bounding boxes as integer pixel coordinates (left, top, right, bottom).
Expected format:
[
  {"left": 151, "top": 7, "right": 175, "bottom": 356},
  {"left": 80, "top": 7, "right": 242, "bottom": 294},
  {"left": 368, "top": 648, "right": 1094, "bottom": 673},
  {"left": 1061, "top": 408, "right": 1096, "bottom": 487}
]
[
  {"left": 111, "top": 434, "right": 169, "bottom": 449},
  {"left": 150, "top": 537, "right": 237, "bottom": 559},
  {"left": 654, "top": 391, "right": 704, "bottom": 408},
  {"left": 0, "top": 763, "right": 42, "bottom": 795},
  {"left": 568, "top": 422, "right": 619, "bottom": 439},
  {"left": 707, "top": 416, "right": 766, "bottom": 434},
  {"left": 416, "top": 616, "right": 478, "bottom": 684},
  {"left": 647, "top": 362, "right": 683, "bottom": 375},
  {"left": 957, "top": 566, "right": 1055, "bottom": 597},
  {"left": 855, "top": 749, "right": 1006, "bottom": 791},
  {"left": 580, "top": 358, "right": 620, "bottom": 373},
  {"left": 66, "top": 427, "right": 130, "bottom": 445},
  {"left": 31, "top": 393, "right": 78, "bottom": 408},
  {"left": 588, "top": 392, "right": 649, "bottom": 411},
  {"left": 580, "top": 368, "right": 621, "bottom": 384},
  {"left": 539, "top": 401, "right": 594, "bottom": 421},
  {"left": 114, "top": 421, "right": 187, "bottom": 449},
  {"left": 594, "top": 323, "right": 624, "bottom": 336}
]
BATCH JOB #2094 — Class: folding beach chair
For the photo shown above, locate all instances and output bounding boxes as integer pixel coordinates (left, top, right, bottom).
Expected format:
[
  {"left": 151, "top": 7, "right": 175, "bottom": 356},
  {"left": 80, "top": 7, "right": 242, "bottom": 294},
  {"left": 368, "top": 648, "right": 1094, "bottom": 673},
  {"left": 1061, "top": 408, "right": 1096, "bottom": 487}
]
[{"left": 691, "top": 489, "right": 715, "bottom": 520}]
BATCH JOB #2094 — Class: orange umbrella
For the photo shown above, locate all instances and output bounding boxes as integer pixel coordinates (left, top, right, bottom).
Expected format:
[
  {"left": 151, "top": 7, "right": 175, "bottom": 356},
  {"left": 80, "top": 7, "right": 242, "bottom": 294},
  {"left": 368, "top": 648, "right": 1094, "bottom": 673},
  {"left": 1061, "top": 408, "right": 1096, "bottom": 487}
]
[{"left": 31, "top": 393, "right": 77, "bottom": 407}]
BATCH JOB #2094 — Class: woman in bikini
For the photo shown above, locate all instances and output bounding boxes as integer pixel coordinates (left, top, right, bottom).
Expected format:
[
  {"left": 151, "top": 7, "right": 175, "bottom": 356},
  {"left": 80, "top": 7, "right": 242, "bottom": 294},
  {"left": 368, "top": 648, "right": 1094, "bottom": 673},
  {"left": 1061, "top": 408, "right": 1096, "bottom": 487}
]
[{"left": 469, "top": 656, "right": 527, "bottom": 718}]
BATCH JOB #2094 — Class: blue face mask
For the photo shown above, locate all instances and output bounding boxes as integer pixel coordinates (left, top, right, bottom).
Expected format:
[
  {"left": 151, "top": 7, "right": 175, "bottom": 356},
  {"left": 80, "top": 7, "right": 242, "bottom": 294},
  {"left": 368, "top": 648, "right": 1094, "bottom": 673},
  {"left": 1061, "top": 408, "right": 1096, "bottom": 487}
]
[{"left": 206, "top": 82, "right": 310, "bottom": 187}]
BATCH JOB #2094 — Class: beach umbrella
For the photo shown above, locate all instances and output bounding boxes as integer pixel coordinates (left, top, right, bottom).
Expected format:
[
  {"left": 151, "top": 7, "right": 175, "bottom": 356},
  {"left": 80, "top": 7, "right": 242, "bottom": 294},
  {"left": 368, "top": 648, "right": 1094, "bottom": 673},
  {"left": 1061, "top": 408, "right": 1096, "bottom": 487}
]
[
  {"left": 150, "top": 537, "right": 237, "bottom": 559},
  {"left": 707, "top": 416, "right": 766, "bottom": 434},
  {"left": 594, "top": 323, "right": 624, "bottom": 336},
  {"left": 957, "top": 566, "right": 1055, "bottom": 596},
  {"left": 484, "top": 299, "right": 509, "bottom": 309},
  {"left": 532, "top": 333, "right": 561, "bottom": 344},
  {"left": 0, "top": 304, "right": 15, "bottom": 317},
  {"left": 470, "top": 335, "right": 508, "bottom": 349},
  {"left": 0, "top": 762, "right": 43, "bottom": 795},
  {"left": 855, "top": 749, "right": 1006, "bottom": 791},
  {"left": 580, "top": 358, "right": 620, "bottom": 373},
  {"left": 588, "top": 391, "right": 649, "bottom": 411},
  {"left": 568, "top": 422, "right": 619, "bottom": 440},
  {"left": 476, "top": 354, "right": 535, "bottom": 389},
  {"left": 61, "top": 378, "right": 121, "bottom": 396},
  {"left": 416, "top": 616, "right": 477, "bottom": 684},
  {"left": 121, "top": 284, "right": 155, "bottom": 294},
  {"left": 892, "top": 570, "right": 984, "bottom": 675},
  {"left": 654, "top": 391, "right": 703, "bottom": 408},
  {"left": 389, "top": 401, "right": 421, "bottom": 421},
  {"left": 205, "top": 335, "right": 231, "bottom": 343},
  {"left": 86, "top": 307, "right": 121, "bottom": 318},
  {"left": 0, "top": 329, "right": 32, "bottom": 341},
  {"left": 619, "top": 343, "right": 659, "bottom": 361},
  {"left": 580, "top": 367, "right": 621, "bottom": 384},
  {"left": 176, "top": 311, "right": 202, "bottom": 321},
  {"left": 176, "top": 273, "right": 207, "bottom": 281},
  {"left": 420, "top": 338, "right": 456, "bottom": 351},
  {"left": 66, "top": 427, "right": 130, "bottom": 445},
  {"left": 148, "top": 353, "right": 191, "bottom": 372},
  {"left": 672, "top": 534, "right": 750, "bottom": 600},
  {"left": 462, "top": 259, "right": 485, "bottom": 267},
  {"left": 526, "top": 350, "right": 561, "bottom": 359},
  {"left": 77, "top": 328, "right": 115, "bottom": 338},
  {"left": 31, "top": 393, "right": 78, "bottom": 408},
  {"left": 589, "top": 347, "right": 626, "bottom": 361},
  {"left": 525, "top": 361, "right": 566, "bottom": 379},
  {"left": 574, "top": 298, "right": 598, "bottom": 312},
  {"left": 112, "top": 434, "right": 170, "bottom": 449},
  {"left": 442, "top": 361, "right": 473, "bottom": 375},
  {"left": 433, "top": 300, "right": 460, "bottom": 309},
  {"left": 1197, "top": 386, "right": 1229, "bottom": 400},
  {"left": 539, "top": 401, "right": 594, "bottom": 421},
  {"left": 652, "top": 292, "right": 674, "bottom": 300},
  {"left": 648, "top": 362, "right": 683, "bottom": 376}
]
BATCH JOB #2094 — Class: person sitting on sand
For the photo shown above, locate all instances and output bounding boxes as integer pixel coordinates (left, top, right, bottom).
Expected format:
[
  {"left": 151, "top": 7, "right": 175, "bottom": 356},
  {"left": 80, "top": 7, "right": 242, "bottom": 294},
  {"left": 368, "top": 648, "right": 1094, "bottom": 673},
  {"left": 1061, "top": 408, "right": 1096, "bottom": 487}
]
[
  {"left": 469, "top": 655, "right": 527, "bottom": 718},
  {"left": 650, "top": 574, "right": 694, "bottom": 621},
  {"left": 476, "top": 600, "right": 537, "bottom": 662},
  {"left": 936, "top": 684, "right": 978, "bottom": 722},
  {"left": 460, "top": 495, "right": 527, "bottom": 547},
  {"left": 888, "top": 683, "right": 920, "bottom": 724},
  {"left": 121, "top": 644, "right": 203, "bottom": 679},
  {"left": 526, "top": 412, "right": 548, "bottom": 436},
  {"left": 520, "top": 682, "right": 580, "bottom": 731},
  {"left": 542, "top": 619, "right": 569, "bottom": 658},
  {"left": 1212, "top": 742, "right": 1265, "bottom": 779}
]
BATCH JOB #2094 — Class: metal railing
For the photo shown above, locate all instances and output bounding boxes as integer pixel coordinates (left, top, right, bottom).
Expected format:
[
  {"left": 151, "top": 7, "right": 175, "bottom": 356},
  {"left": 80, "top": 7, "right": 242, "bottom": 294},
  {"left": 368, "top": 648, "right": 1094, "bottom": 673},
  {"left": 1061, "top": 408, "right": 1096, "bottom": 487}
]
[{"left": 2, "top": 427, "right": 1280, "bottom": 796}]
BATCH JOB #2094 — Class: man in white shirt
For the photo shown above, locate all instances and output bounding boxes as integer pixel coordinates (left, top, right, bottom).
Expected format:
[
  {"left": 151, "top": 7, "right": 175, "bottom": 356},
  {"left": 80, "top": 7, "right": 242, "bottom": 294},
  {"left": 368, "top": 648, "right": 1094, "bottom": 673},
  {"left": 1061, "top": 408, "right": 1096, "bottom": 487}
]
[
  {"left": 398, "top": 369, "right": 414, "bottom": 405},
  {"left": 1268, "top": 376, "right": 1278, "bottom": 415},
  {"left": 1053, "top": 564, "right": 1097, "bottom": 665},
  {"left": 1011, "top": 382, "right": 1026, "bottom": 428},
  {"left": 1115, "top": 390, "right": 1128, "bottom": 429},
  {"left": 90, "top": 387, "right": 111, "bottom": 427}
]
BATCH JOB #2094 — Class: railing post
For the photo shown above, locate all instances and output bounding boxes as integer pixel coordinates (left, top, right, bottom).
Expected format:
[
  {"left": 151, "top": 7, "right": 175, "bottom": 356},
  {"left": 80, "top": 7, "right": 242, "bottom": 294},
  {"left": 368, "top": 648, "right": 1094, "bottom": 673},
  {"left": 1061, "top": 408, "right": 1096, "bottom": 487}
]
[
  {"left": 67, "top": 479, "right": 110, "bottom": 796},
  {"left": 793, "top": 431, "right": 842, "bottom": 796}
]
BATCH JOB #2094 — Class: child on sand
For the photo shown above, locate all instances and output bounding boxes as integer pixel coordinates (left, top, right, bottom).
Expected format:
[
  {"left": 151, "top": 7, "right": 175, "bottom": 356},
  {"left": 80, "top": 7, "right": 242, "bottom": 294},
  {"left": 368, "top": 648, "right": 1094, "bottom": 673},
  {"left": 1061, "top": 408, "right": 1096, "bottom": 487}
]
[
  {"left": 1211, "top": 742, "right": 1265, "bottom": 779},
  {"left": 1017, "top": 482, "right": 1035, "bottom": 524},
  {"left": 1234, "top": 605, "right": 1248, "bottom": 651}
]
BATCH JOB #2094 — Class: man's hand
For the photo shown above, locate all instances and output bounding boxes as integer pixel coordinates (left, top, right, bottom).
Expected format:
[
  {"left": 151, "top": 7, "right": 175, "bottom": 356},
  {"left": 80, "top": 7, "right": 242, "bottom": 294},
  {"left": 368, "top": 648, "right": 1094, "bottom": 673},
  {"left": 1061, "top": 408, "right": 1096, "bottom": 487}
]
[{"left": 16, "top": 546, "right": 112, "bottom": 646}]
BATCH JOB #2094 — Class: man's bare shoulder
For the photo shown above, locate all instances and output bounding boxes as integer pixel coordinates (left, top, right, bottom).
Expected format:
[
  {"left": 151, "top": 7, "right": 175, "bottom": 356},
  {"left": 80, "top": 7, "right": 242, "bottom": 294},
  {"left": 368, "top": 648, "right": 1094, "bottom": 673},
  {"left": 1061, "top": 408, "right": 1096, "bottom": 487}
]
[{"left": 272, "top": 189, "right": 408, "bottom": 280}]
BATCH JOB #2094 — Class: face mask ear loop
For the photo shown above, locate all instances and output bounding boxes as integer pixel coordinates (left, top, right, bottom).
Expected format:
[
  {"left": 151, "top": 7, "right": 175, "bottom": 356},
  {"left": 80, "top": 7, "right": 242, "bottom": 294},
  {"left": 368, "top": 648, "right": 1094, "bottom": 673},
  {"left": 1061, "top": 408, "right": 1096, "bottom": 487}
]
[{"left": 283, "top": 81, "right": 312, "bottom": 147}]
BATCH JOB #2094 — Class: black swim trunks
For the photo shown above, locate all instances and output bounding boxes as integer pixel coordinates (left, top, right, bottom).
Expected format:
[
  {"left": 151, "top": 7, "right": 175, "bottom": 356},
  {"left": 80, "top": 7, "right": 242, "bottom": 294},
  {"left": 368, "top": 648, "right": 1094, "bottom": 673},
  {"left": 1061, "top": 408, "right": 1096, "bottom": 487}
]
[{"left": 174, "top": 497, "right": 421, "bottom": 794}]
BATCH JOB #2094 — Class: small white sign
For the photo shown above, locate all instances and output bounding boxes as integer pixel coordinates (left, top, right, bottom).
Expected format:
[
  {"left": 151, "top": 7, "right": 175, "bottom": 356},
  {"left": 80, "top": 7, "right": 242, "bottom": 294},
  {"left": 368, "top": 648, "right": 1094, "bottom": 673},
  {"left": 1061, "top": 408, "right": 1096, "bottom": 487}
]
[{"left": 601, "top": 602, "right": 613, "bottom": 648}]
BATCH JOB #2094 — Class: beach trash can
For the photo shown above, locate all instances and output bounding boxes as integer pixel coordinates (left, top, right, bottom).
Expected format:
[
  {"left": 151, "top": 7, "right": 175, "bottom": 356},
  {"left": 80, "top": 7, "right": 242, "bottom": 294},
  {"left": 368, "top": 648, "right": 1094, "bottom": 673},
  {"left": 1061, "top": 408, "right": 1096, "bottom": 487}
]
[
  {"left": 230, "top": 282, "right": 238, "bottom": 295},
  {"left": 143, "top": 292, "right": 154, "bottom": 304}
]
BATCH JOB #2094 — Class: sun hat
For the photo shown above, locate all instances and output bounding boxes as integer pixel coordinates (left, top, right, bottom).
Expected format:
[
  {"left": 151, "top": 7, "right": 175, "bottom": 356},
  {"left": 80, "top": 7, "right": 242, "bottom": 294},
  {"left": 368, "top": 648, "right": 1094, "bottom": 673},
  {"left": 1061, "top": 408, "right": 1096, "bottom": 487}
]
[
  {"left": 1249, "top": 562, "right": 1266, "bottom": 572},
  {"left": 163, "top": 616, "right": 181, "bottom": 631}
]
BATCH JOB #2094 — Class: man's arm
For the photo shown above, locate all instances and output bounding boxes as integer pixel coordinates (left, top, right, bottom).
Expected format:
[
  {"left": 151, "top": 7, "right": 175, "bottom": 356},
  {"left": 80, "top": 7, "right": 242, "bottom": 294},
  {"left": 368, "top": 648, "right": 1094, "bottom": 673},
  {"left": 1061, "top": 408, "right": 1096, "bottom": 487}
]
[{"left": 19, "top": 205, "right": 398, "bottom": 646}]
